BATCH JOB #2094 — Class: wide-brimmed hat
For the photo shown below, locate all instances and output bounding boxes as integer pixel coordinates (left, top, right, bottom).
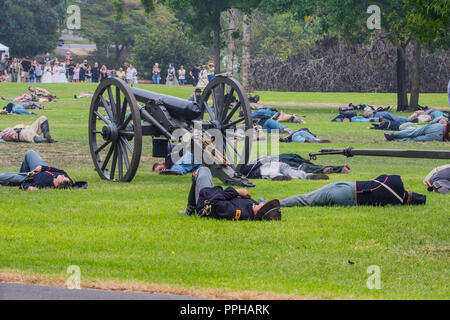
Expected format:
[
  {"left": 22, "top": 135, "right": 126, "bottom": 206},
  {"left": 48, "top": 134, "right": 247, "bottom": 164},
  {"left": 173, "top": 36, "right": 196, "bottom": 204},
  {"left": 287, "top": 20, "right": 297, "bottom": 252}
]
[{"left": 254, "top": 199, "right": 281, "bottom": 221}]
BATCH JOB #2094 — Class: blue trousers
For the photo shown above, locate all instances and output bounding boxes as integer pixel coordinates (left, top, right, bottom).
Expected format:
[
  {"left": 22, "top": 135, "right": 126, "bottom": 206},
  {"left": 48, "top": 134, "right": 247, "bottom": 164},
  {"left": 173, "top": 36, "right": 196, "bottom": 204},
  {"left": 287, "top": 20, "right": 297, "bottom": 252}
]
[
  {"left": 291, "top": 130, "right": 320, "bottom": 143},
  {"left": 171, "top": 152, "right": 202, "bottom": 175},
  {"left": 152, "top": 75, "right": 161, "bottom": 84},
  {"left": 12, "top": 104, "right": 33, "bottom": 115},
  {"left": 375, "top": 112, "right": 410, "bottom": 123},
  {"left": 390, "top": 123, "right": 446, "bottom": 142},
  {"left": 252, "top": 109, "right": 277, "bottom": 118},
  {"left": 0, "top": 150, "right": 48, "bottom": 186},
  {"left": 280, "top": 182, "right": 355, "bottom": 207},
  {"left": 193, "top": 167, "right": 213, "bottom": 203},
  {"left": 263, "top": 119, "right": 287, "bottom": 133}
]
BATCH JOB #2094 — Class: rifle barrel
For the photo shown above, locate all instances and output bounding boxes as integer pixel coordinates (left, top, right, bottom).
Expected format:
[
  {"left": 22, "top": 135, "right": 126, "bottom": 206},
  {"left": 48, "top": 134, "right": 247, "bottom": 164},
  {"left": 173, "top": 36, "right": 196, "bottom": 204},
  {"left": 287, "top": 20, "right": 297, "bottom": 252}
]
[{"left": 311, "top": 148, "right": 450, "bottom": 160}]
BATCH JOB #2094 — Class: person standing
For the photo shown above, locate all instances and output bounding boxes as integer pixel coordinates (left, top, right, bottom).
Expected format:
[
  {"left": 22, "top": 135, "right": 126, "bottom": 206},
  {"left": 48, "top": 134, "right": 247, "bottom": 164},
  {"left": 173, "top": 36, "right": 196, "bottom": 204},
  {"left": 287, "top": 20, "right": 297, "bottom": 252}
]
[
  {"left": 126, "top": 64, "right": 137, "bottom": 85},
  {"left": 56, "top": 63, "right": 68, "bottom": 83},
  {"left": 42, "top": 62, "right": 53, "bottom": 83},
  {"left": 190, "top": 64, "right": 200, "bottom": 86},
  {"left": 85, "top": 65, "right": 92, "bottom": 82},
  {"left": 91, "top": 62, "right": 100, "bottom": 83},
  {"left": 79, "top": 60, "right": 88, "bottom": 83},
  {"left": 73, "top": 64, "right": 80, "bottom": 82},
  {"left": 166, "top": 64, "right": 178, "bottom": 86},
  {"left": 9, "top": 58, "right": 21, "bottom": 83},
  {"left": 34, "top": 63, "right": 42, "bottom": 83},
  {"left": 207, "top": 63, "right": 215, "bottom": 82},
  {"left": 66, "top": 58, "right": 75, "bottom": 82},
  {"left": 44, "top": 53, "right": 52, "bottom": 63},
  {"left": 152, "top": 63, "right": 161, "bottom": 84},
  {"left": 447, "top": 79, "right": 450, "bottom": 108},
  {"left": 117, "top": 68, "right": 126, "bottom": 80},
  {"left": 196, "top": 65, "right": 209, "bottom": 88},
  {"left": 100, "top": 65, "right": 108, "bottom": 82},
  {"left": 178, "top": 65, "right": 187, "bottom": 85}
]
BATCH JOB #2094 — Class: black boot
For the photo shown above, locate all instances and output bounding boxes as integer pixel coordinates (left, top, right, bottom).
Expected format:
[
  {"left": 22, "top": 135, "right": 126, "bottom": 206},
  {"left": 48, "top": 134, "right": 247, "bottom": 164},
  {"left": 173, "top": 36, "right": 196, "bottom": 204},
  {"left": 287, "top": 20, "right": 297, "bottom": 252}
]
[
  {"left": 40, "top": 120, "right": 55, "bottom": 143},
  {"left": 33, "top": 136, "right": 50, "bottom": 143},
  {"left": 182, "top": 176, "right": 197, "bottom": 216}
]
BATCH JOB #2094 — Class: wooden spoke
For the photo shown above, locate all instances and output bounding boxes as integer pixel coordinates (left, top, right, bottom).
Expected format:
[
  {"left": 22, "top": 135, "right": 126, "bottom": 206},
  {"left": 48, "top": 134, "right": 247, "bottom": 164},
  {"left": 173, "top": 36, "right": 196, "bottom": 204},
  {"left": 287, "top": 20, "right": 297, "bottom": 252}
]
[{"left": 95, "top": 140, "right": 111, "bottom": 154}]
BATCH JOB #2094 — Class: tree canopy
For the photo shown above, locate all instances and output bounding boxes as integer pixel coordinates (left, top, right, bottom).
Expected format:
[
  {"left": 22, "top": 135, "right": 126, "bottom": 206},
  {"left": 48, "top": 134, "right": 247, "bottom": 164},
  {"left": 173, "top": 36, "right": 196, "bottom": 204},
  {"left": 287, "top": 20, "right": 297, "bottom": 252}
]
[{"left": 0, "top": 0, "right": 60, "bottom": 57}]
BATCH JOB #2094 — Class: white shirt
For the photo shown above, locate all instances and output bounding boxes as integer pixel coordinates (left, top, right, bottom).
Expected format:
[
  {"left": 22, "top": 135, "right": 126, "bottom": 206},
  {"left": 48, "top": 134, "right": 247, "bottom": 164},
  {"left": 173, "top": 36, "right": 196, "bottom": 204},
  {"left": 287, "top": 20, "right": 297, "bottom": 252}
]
[{"left": 127, "top": 67, "right": 137, "bottom": 79}]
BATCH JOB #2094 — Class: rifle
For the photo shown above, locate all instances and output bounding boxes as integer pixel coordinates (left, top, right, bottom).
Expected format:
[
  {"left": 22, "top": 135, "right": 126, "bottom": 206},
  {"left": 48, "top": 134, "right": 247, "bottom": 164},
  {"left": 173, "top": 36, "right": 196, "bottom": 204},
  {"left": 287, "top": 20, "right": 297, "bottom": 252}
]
[{"left": 309, "top": 147, "right": 450, "bottom": 161}]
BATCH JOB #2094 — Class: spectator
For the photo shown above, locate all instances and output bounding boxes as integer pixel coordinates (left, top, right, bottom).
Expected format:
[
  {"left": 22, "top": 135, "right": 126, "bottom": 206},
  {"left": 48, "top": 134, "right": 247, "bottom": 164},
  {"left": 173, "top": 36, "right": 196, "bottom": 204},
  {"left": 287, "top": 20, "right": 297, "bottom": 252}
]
[
  {"left": 100, "top": 65, "right": 108, "bottom": 82},
  {"left": 44, "top": 53, "right": 52, "bottom": 63},
  {"left": 42, "top": 62, "right": 53, "bottom": 83},
  {"left": 117, "top": 68, "right": 126, "bottom": 81},
  {"left": 178, "top": 65, "right": 187, "bottom": 85},
  {"left": 207, "top": 62, "right": 215, "bottom": 82},
  {"left": 9, "top": 58, "right": 21, "bottom": 83},
  {"left": 86, "top": 65, "right": 92, "bottom": 82},
  {"left": 152, "top": 63, "right": 161, "bottom": 84},
  {"left": 79, "top": 60, "right": 88, "bottom": 83},
  {"left": 166, "top": 64, "right": 178, "bottom": 86},
  {"left": 73, "top": 63, "right": 80, "bottom": 83},
  {"left": 1, "top": 70, "right": 9, "bottom": 82},
  {"left": 66, "top": 58, "right": 75, "bottom": 82},
  {"left": 197, "top": 65, "right": 209, "bottom": 88},
  {"left": 21, "top": 59, "right": 32, "bottom": 83},
  {"left": 91, "top": 62, "right": 100, "bottom": 83},
  {"left": 34, "top": 63, "right": 42, "bottom": 83},
  {"left": 126, "top": 64, "right": 138, "bottom": 85},
  {"left": 190, "top": 64, "right": 200, "bottom": 86}
]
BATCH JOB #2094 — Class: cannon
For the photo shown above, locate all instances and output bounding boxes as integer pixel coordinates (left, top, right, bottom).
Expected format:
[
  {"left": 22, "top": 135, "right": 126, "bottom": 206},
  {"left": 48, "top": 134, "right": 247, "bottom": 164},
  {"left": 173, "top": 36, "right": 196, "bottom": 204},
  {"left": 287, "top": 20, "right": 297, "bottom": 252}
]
[
  {"left": 309, "top": 147, "right": 450, "bottom": 160},
  {"left": 88, "top": 75, "right": 255, "bottom": 187}
]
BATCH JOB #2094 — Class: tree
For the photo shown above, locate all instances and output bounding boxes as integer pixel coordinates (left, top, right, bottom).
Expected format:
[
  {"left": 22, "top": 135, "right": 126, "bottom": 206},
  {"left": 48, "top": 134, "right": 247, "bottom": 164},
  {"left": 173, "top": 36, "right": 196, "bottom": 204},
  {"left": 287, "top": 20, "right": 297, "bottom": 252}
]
[
  {"left": 133, "top": 6, "right": 210, "bottom": 80},
  {"left": 260, "top": 0, "right": 425, "bottom": 110},
  {"left": 78, "top": 0, "right": 147, "bottom": 64},
  {"left": 0, "top": 0, "right": 60, "bottom": 57}
]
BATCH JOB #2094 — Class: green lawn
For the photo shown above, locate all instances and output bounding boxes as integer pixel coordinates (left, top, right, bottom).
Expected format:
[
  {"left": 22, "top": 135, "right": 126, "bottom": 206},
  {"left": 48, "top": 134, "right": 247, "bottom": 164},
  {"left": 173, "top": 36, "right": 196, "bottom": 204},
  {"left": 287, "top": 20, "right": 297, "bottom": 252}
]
[{"left": 0, "top": 83, "right": 449, "bottom": 299}]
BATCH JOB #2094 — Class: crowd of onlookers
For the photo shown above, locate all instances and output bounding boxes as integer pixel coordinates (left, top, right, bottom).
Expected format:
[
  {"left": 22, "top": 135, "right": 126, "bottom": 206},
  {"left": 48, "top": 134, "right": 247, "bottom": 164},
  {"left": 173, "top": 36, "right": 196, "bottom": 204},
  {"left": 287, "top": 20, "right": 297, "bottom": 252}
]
[
  {"left": 0, "top": 52, "right": 138, "bottom": 84},
  {"left": 0, "top": 51, "right": 216, "bottom": 87},
  {"left": 152, "top": 62, "right": 216, "bottom": 87}
]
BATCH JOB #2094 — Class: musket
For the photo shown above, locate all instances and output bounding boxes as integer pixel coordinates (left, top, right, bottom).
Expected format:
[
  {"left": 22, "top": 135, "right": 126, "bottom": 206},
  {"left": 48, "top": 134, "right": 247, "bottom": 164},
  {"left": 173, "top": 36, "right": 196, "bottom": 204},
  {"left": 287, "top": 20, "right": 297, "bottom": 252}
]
[{"left": 309, "top": 147, "right": 450, "bottom": 161}]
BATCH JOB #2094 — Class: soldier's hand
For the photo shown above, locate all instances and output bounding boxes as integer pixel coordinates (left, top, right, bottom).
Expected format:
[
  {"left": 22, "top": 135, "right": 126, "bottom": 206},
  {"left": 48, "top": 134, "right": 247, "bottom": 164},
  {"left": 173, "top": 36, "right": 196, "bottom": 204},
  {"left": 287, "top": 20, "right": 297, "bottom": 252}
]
[
  {"left": 236, "top": 189, "right": 251, "bottom": 199},
  {"left": 28, "top": 165, "right": 42, "bottom": 177}
]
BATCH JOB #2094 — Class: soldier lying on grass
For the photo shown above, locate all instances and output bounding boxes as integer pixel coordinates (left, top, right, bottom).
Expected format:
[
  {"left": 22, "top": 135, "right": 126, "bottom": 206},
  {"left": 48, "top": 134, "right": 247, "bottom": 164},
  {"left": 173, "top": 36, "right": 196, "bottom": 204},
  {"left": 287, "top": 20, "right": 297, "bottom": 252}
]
[
  {"left": 182, "top": 167, "right": 282, "bottom": 221},
  {"left": 153, "top": 148, "right": 348, "bottom": 180},
  {"left": 0, "top": 150, "right": 73, "bottom": 190},
  {"left": 0, "top": 116, "right": 56, "bottom": 143},
  {"left": 277, "top": 174, "right": 426, "bottom": 207}
]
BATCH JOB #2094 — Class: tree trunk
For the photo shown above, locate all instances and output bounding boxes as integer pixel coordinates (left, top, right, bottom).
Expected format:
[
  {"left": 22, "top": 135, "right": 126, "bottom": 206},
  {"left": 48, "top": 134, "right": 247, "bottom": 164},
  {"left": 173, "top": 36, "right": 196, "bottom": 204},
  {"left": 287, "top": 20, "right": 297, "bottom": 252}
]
[
  {"left": 409, "top": 39, "right": 422, "bottom": 110},
  {"left": 226, "top": 8, "right": 239, "bottom": 75},
  {"left": 242, "top": 14, "right": 251, "bottom": 92},
  {"left": 213, "top": 1, "right": 221, "bottom": 74},
  {"left": 396, "top": 45, "right": 408, "bottom": 111}
]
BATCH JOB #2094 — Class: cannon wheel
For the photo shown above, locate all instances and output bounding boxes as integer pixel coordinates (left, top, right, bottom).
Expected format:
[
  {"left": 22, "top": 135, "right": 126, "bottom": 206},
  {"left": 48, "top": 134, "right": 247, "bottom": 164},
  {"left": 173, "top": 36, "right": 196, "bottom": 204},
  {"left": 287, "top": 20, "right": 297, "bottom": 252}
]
[
  {"left": 89, "top": 78, "right": 142, "bottom": 182},
  {"left": 199, "top": 76, "right": 253, "bottom": 173}
]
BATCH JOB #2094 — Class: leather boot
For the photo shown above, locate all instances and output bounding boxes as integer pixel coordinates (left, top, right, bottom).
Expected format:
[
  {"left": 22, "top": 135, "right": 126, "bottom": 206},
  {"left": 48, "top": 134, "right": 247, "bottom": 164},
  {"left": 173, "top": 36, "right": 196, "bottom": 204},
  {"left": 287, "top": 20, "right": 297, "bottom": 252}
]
[{"left": 40, "top": 120, "right": 55, "bottom": 143}]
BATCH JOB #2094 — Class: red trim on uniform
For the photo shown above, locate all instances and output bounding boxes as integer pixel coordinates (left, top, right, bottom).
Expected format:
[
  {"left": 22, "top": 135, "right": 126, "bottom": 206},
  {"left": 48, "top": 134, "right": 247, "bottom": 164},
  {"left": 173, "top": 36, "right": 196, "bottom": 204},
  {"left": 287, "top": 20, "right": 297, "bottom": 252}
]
[{"left": 355, "top": 176, "right": 389, "bottom": 194}]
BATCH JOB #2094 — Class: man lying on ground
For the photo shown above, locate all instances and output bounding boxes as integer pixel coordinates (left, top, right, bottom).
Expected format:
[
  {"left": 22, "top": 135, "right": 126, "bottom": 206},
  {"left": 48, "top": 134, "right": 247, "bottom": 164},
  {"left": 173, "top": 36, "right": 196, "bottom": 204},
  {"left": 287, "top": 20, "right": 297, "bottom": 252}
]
[
  {"left": 74, "top": 92, "right": 94, "bottom": 99},
  {"left": 252, "top": 108, "right": 305, "bottom": 124},
  {"left": 424, "top": 165, "right": 450, "bottom": 195},
  {"left": 279, "top": 128, "right": 331, "bottom": 143},
  {"left": 384, "top": 121, "right": 449, "bottom": 142},
  {"left": 0, "top": 116, "right": 56, "bottom": 143},
  {"left": 153, "top": 149, "right": 346, "bottom": 179},
  {"left": 278, "top": 174, "right": 426, "bottom": 207},
  {"left": 0, "top": 102, "right": 44, "bottom": 115},
  {"left": 252, "top": 113, "right": 292, "bottom": 134},
  {"left": 0, "top": 150, "right": 72, "bottom": 190},
  {"left": 2, "top": 87, "right": 56, "bottom": 103},
  {"left": 183, "top": 167, "right": 282, "bottom": 221}
]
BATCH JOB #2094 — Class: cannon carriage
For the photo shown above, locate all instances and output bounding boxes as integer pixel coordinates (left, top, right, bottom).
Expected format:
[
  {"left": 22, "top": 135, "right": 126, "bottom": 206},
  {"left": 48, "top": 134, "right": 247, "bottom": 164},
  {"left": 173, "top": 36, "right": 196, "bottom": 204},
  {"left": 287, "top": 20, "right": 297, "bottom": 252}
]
[{"left": 88, "top": 75, "right": 255, "bottom": 187}]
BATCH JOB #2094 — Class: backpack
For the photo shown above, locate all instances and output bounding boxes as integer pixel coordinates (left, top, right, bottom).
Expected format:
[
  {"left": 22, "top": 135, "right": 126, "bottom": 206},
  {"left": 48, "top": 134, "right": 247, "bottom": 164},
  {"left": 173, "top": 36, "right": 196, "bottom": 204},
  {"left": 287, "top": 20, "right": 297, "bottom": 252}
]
[{"left": 339, "top": 106, "right": 357, "bottom": 119}]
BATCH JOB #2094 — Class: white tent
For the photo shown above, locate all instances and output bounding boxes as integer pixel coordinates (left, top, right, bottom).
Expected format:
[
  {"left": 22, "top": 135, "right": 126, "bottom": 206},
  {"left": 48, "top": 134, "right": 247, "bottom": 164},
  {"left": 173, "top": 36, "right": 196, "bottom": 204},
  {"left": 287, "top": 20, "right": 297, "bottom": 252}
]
[{"left": 0, "top": 43, "right": 10, "bottom": 60}]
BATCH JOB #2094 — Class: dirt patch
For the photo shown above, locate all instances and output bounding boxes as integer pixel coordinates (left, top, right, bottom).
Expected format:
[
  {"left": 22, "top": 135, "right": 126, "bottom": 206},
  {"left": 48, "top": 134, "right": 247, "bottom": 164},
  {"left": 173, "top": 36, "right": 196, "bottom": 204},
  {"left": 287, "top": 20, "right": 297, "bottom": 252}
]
[{"left": 0, "top": 270, "right": 317, "bottom": 300}]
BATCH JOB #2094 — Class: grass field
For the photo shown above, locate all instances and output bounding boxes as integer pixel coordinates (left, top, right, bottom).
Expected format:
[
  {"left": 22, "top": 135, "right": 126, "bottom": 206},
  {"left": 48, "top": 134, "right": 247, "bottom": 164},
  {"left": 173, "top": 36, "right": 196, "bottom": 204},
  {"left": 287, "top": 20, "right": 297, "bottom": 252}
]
[{"left": 0, "top": 82, "right": 449, "bottom": 299}]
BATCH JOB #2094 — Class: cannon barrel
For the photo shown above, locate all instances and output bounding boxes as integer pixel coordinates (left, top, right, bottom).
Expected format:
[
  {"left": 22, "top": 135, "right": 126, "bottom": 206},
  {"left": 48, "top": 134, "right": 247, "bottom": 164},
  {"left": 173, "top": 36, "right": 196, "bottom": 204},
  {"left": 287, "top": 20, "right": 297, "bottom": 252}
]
[
  {"left": 309, "top": 147, "right": 450, "bottom": 160},
  {"left": 130, "top": 87, "right": 201, "bottom": 120}
]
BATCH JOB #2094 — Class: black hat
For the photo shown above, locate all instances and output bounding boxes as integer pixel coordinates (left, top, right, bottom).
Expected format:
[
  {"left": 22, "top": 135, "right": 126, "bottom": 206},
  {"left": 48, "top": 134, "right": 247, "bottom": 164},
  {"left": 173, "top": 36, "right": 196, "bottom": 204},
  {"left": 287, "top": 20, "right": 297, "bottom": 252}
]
[
  {"left": 254, "top": 199, "right": 282, "bottom": 221},
  {"left": 195, "top": 88, "right": 202, "bottom": 93},
  {"left": 410, "top": 192, "right": 426, "bottom": 205},
  {"left": 72, "top": 181, "right": 88, "bottom": 190}
]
